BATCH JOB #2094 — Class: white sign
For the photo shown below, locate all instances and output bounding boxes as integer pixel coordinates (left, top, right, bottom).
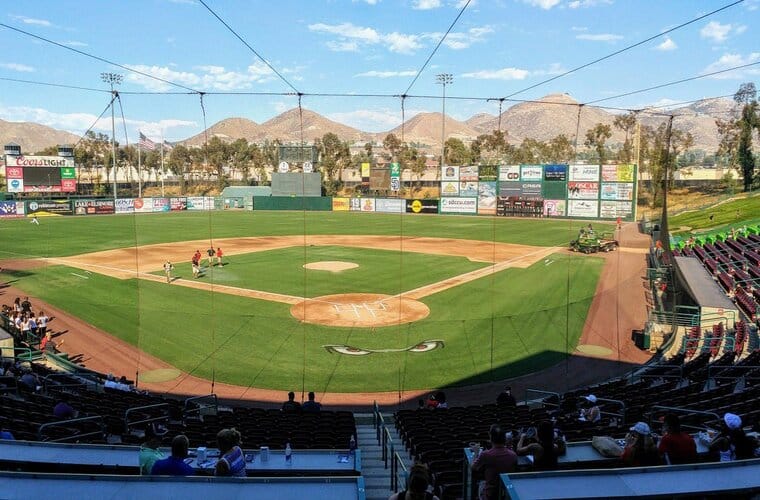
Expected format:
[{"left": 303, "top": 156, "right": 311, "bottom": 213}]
[
  {"left": 567, "top": 199, "right": 599, "bottom": 218},
  {"left": 568, "top": 164, "right": 600, "bottom": 182},
  {"left": 520, "top": 165, "right": 543, "bottom": 181},
  {"left": 375, "top": 198, "right": 405, "bottom": 213},
  {"left": 441, "top": 197, "right": 478, "bottom": 214},
  {"left": 302, "top": 161, "right": 313, "bottom": 173},
  {"left": 441, "top": 165, "right": 459, "bottom": 181},
  {"left": 5, "top": 155, "right": 74, "bottom": 168},
  {"left": 390, "top": 177, "right": 400, "bottom": 191},
  {"left": 7, "top": 178, "right": 24, "bottom": 193},
  {"left": 440, "top": 181, "right": 459, "bottom": 196},
  {"left": 278, "top": 161, "right": 290, "bottom": 173},
  {"left": 498, "top": 165, "right": 520, "bottom": 182}
]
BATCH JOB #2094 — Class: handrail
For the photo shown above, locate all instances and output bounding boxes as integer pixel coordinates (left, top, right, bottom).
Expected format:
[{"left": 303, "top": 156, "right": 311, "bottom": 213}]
[
  {"left": 648, "top": 405, "right": 721, "bottom": 432},
  {"left": 183, "top": 394, "right": 218, "bottom": 420},
  {"left": 11, "top": 347, "right": 34, "bottom": 362},
  {"left": 38, "top": 415, "right": 106, "bottom": 442},
  {"left": 374, "top": 400, "right": 409, "bottom": 491},
  {"left": 596, "top": 397, "right": 626, "bottom": 423},
  {"left": 42, "top": 373, "right": 91, "bottom": 392},
  {"left": 524, "top": 389, "right": 560, "bottom": 407},
  {"left": 124, "top": 403, "right": 169, "bottom": 433},
  {"left": 391, "top": 450, "right": 408, "bottom": 492}
]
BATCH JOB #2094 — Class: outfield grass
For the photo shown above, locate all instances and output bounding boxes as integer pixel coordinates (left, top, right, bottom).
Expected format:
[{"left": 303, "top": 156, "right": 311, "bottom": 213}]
[
  {"left": 668, "top": 193, "right": 760, "bottom": 234},
  {"left": 0, "top": 211, "right": 607, "bottom": 392},
  {"left": 156, "top": 246, "right": 489, "bottom": 297}
]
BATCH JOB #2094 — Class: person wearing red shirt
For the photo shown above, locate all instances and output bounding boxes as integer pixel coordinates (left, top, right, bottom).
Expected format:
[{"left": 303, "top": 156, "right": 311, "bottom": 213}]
[
  {"left": 658, "top": 413, "right": 697, "bottom": 465},
  {"left": 216, "top": 247, "right": 224, "bottom": 267},
  {"left": 472, "top": 424, "right": 518, "bottom": 499}
]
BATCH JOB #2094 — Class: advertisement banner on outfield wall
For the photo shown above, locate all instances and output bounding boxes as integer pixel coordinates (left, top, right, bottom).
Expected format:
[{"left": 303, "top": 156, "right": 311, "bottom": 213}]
[
  {"left": 459, "top": 166, "right": 479, "bottom": 181},
  {"left": 568, "top": 164, "right": 600, "bottom": 182},
  {"left": 170, "top": 197, "right": 187, "bottom": 211},
  {"left": 405, "top": 199, "right": 439, "bottom": 214},
  {"left": 498, "top": 165, "right": 520, "bottom": 181},
  {"left": 441, "top": 165, "right": 459, "bottom": 182},
  {"left": 332, "top": 197, "right": 350, "bottom": 211},
  {"left": 600, "top": 200, "right": 633, "bottom": 218},
  {"left": 544, "top": 164, "right": 567, "bottom": 181},
  {"left": 74, "top": 199, "right": 115, "bottom": 215},
  {"left": 152, "top": 198, "right": 170, "bottom": 212},
  {"left": 116, "top": 198, "right": 135, "bottom": 213},
  {"left": 440, "top": 181, "right": 459, "bottom": 197},
  {"left": 26, "top": 200, "right": 72, "bottom": 216},
  {"left": 0, "top": 201, "right": 25, "bottom": 217},
  {"left": 186, "top": 196, "right": 214, "bottom": 210},
  {"left": 477, "top": 181, "right": 497, "bottom": 215},
  {"left": 499, "top": 182, "right": 522, "bottom": 197},
  {"left": 520, "top": 165, "right": 543, "bottom": 181},
  {"left": 520, "top": 182, "right": 543, "bottom": 198},
  {"left": 360, "top": 198, "right": 376, "bottom": 212},
  {"left": 459, "top": 181, "right": 478, "bottom": 197},
  {"left": 568, "top": 182, "right": 599, "bottom": 199},
  {"left": 375, "top": 198, "right": 405, "bottom": 213},
  {"left": 133, "top": 198, "right": 154, "bottom": 213},
  {"left": 567, "top": 199, "right": 599, "bottom": 218},
  {"left": 602, "top": 164, "right": 635, "bottom": 182},
  {"left": 600, "top": 183, "right": 634, "bottom": 201},
  {"left": 349, "top": 198, "right": 362, "bottom": 211},
  {"left": 441, "top": 197, "right": 477, "bottom": 214},
  {"left": 543, "top": 199, "right": 566, "bottom": 216}
]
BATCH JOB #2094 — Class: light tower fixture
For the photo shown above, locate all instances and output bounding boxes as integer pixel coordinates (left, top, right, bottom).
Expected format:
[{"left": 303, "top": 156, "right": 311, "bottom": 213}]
[{"left": 101, "top": 72, "right": 123, "bottom": 202}]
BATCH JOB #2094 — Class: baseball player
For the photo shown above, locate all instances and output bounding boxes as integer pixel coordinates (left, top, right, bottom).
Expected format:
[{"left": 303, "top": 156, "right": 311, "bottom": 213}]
[
  {"left": 163, "top": 261, "right": 174, "bottom": 283},
  {"left": 216, "top": 247, "right": 224, "bottom": 267},
  {"left": 206, "top": 247, "right": 216, "bottom": 267}
]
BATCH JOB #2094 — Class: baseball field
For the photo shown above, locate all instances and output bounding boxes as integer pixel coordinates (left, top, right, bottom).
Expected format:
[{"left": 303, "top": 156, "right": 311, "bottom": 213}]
[{"left": 0, "top": 211, "right": 611, "bottom": 393}]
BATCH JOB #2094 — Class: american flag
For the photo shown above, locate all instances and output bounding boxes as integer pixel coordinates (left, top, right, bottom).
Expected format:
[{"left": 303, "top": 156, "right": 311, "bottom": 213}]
[
  {"left": 162, "top": 140, "right": 174, "bottom": 151},
  {"left": 139, "top": 132, "right": 156, "bottom": 151}
]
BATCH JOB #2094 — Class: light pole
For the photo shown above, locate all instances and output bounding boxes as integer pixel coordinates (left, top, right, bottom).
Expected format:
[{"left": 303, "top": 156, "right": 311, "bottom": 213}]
[
  {"left": 436, "top": 73, "right": 453, "bottom": 169},
  {"left": 101, "top": 72, "right": 123, "bottom": 202}
]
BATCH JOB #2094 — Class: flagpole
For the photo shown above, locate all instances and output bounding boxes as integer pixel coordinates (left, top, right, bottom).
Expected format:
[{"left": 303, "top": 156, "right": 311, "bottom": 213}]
[
  {"left": 138, "top": 141, "right": 142, "bottom": 198},
  {"left": 160, "top": 131, "right": 165, "bottom": 197}
]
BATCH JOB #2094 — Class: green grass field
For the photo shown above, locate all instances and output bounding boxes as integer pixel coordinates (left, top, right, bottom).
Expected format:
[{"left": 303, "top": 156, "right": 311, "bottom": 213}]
[
  {"left": 0, "top": 211, "right": 606, "bottom": 392},
  {"left": 668, "top": 193, "right": 760, "bottom": 234}
]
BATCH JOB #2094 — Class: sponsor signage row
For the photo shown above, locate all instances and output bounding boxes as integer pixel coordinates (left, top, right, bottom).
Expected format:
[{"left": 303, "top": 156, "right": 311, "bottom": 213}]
[
  {"left": 440, "top": 197, "right": 477, "bottom": 214},
  {"left": 0, "top": 201, "right": 25, "bottom": 218},
  {"left": 74, "top": 199, "right": 115, "bottom": 215}
]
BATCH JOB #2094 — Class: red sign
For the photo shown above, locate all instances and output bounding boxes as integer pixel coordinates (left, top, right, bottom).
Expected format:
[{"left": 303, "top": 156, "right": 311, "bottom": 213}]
[
  {"left": 61, "top": 179, "right": 76, "bottom": 192},
  {"left": 6, "top": 167, "right": 23, "bottom": 179}
]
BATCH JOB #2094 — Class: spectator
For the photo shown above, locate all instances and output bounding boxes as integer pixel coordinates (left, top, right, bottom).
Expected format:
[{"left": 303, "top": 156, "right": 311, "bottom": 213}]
[
  {"left": 13, "top": 298, "right": 21, "bottom": 314},
  {"left": 621, "top": 422, "right": 660, "bottom": 467},
  {"left": 302, "top": 391, "right": 322, "bottom": 413},
  {"left": 433, "top": 391, "right": 448, "bottom": 409},
  {"left": 215, "top": 428, "right": 246, "bottom": 477},
  {"left": 20, "top": 297, "right": 32, "bottom": 315},
  {"left": 425, "top": 393, "right": 439, "bottom": 409},
  {"left": 139, "top": 423, "right": 167, "bottom": 475},
  {"left": 579, "top": 395, "right": 601, "bottom": 423},
  {"left": 517, "top": 421, "right": 566, "bottom": 471},
  {"left": 53, "top": 396, "right": 77, "bottom": 419},
  {"left": 0, "top": 427, "right": 14, "bottom": 440},
  {"left": 282, "top": 391, "right": 301, "bottom": 413},
  {"left": 388, "top": 462, "right": 439, "bottom": 500},
  {"left": 151, "top": 434, "right": 194, "bottom": 476},
  {"left": 496, "top": 386, "right": 516, "bottom": 407},
  {"left": 657, "top": 414, "right": 696, "bottom": 465},
  {"left": 37, "top": 310, "right": 48, "bottom": 336},
  {"left": 18, "top": 369, "right": 40, "bottom": 393},
  {"left": 472, "top": 424, "right": 518, "bottom": 499},
  {"left": 709, "top": 413, "right": 757, "bottom": 462},
  {"left": 40, "top": 332, "right": 62, "bottom": 354}
]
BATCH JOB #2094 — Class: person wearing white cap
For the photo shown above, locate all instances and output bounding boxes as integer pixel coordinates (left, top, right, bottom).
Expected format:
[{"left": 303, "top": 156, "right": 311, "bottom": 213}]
[
  {"left": 709, "top": 413, "right": 757, "bottom": 462},
  {"left": 621, "top": 421, "right": 660, "bottom": 467},
  {"left": 579, "top": 395, "right": 601, "bottom": 423}
]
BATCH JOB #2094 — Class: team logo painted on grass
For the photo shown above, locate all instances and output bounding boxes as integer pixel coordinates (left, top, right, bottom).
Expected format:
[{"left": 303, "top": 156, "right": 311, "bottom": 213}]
[{"left": 322, "top": 339, "right": 445, "bottom": 356}]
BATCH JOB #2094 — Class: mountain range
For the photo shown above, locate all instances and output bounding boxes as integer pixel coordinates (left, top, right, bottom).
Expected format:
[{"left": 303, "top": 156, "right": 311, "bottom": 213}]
[{"left": 0, "top": 94, "right": 739, "bottom": 156}]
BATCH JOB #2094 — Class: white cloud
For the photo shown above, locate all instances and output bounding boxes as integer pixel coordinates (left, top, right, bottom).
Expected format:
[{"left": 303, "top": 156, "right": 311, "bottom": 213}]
[
  {"left": 576, "top": 33, "right": 623, "bottom": 42},
  {"left": 326, "top": 108, "right": 426, "bottom": 132},
  {"left": 309, "top": 22, "right": 380, "bottom": 43},
  {"left": 702, "top": 52, "right": 760, "bottom": 79},
  {"left": 10, "top": 15, "right": 51, "bottom": 27},
  {"left": 655, "top": 37, "right": 677, "bottom": 51},
  {"left": 435, "top": 26, "right": 494, "bottom": 50},
  {"left": 167, "top": 0, "right": 197, "bottom": 4},
  {"left": 700, "top": 21, "right": 736, "bottom": 43},
  {"left": 461, "top": 67, "right": 530, "bottom": 80},
  {"left": 521, "top": 0, "right": 561, "bottom": 9},
  {"left": 384, "top": 32, "right": 422, "bottom": 54},
  {"left": 61, "top": 40, "right": 88, "bottom": 47},
  {"left": 327, "top": 40, "right": 360, "bottom": 52},
  {"left": 734, "top": 25, "right": 747, "bottom": 35},
  {"left": 413, "top": 0, "right": 442, "bottom": 9},
  {"left": 571, "top": 26, "right": 588, "bottom": 32},
  {"left": 568, "top": 0, "right": 611, "bottom": 8},
  {"left": 0, "top": 63, "right": 35, "bottom": 72},
  {"left": 454, "top": 0, "right": 473, "bottom": 7},
  {"left": 125, "top": 62, "right": 280, "bottom": 91},
  {"left": 532, "top": 63, "right": 566, "bottom": 76},
  {"left": 354, "top": 70, "right": 417, "bottom": 77},
  {"left": 353, "top": 0, "right": 380, "bottom": 3}
]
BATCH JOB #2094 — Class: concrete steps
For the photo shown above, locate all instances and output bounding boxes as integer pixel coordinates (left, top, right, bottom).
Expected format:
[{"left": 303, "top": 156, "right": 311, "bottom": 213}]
[{"left": 356, "top": 414, "right": 408, "bottom": 500}]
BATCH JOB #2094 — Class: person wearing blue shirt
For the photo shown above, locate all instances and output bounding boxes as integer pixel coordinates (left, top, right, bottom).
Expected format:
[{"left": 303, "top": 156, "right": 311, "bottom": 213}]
[
  {"left": 216, "top": 428, "right": 246, "bottom": 477},
  {"left": 151, "top": 434, "right": 194, "bottom": 476}
]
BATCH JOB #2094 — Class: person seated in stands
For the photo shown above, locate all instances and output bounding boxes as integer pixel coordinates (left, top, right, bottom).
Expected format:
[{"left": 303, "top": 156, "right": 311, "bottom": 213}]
[
  {"left": 53, "top": 395, "right": 77, "bottom": 419},
  {"left": 151, "top": 434, "right": 194, "bottom": 476},
  {"left": 388, "top": 462, "right": 439, "bottom": 500},
  {"left": 302, "top": 391, "right": 322, "bottom": 413},
  {"left": 104, "top": 374, "right": 132, "bottom": 392},
  {"left": 282, "top": 391, "right": 301, "bottom": 413},
  {"left": 139, "top": 423, "right": 167, "bottom": 475},
  {"left": 709, "top": 413, "right": 757, "bottom": 462},
  {"left": 18, "top": 368, "right": 40, "bottom": 393},
  {"left": 621, "top": 422, "right": 660, "bottom": 467},
  {"left": 215, "top": 427, "right": 246, "bottom": 477},
  {"left": 433, "top": 391, "right": 448, "bottom": 409},
  {"left": 472, "top": 424, "right": 518, "bottom": 499},
  {"left": 0, "top": 426, "right": 14, "bottom": 440},
  {"left": 516, "top": 420, "right": 566, "bottom": 471},
  {"left": 657, "top": 413, "right": 696, "bottom": 465},
  {"left": 496, "top": 386, "right": 516, "bottom": 406},
  {"left": 424, "top": 393, "right": 439, "bottom": 409},
  {"left": 579, "top": 395, "right": 601, "bottom": 423}
]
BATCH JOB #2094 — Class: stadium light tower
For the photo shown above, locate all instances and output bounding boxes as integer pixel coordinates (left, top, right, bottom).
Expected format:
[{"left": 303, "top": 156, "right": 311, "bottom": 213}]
[
  {"left": 436, "top": 73, "right": 453, "bottom": 170},
  {"left": 101, "top": 72, "right": 123, "bottom": 202}
]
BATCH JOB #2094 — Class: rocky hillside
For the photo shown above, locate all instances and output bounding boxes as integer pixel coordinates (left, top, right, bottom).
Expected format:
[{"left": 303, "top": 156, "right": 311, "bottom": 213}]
[{"left": 0, "top": 119, "right": 80, "bottom": 154}]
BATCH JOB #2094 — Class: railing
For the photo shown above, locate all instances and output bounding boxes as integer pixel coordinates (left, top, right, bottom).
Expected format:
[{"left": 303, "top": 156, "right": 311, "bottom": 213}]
[
  {"left": 38, "top": 415, "right": 105, "bottom": 442},
  {"left": 42, "top": 373, "right": 92, "bottom": 392},
  {"left": 183, "top": 394, "right": 218, "bottom": 420},
  {"left": 124, "top": 403, "right": 169, "bottom": 433},
  {"left": 630, "top": 364, "right": 684, "bottom": 383},
  {"left": 390, "top": 450, "right": 408, "bottom": 492},
  {"left": 596, "top": 397, "right": 626, "bottom": 424},
  {"left": 706, "top": 365, "right": 760, "bottom": 385},
  {"left": 523, "top": 389, "right": 560, "bottom": 409},
  {"left": 647, "top": 405, "right": 721, "bottom": 433},
  {"left": 374, "top": 400, "right": 407, "bottom": 493}
]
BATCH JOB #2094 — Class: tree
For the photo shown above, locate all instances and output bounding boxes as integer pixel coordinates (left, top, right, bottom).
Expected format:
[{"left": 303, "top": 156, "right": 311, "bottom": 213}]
[
  {"left": 382, "top": 133, "right": 402, "bottom": 160},
  {"left": 316, "top": 132, "right": 350, "bottom": 195},
  {"left": 613, "top": 112, "right": 637, "bottom": 163},
  {"left": 715, "top": 117, "right": 740, "bottom": 167},
  {"left": 733, "top": 83, "right": 758, "bottom": 191},
  {"left": 472, "top": 130, "right": 509, "bottom": 165},
  {"left": 167, "top": 145, "right": 193, "bottom": 193},
  {"left": 546, "top": 134, "right": 574, "bottom": 163},
  {"left": 584, "top": 123, "right": 612, "bottom": 166},
  {"left": 444, "top": 138, "right": 471, "bottom": 165}
]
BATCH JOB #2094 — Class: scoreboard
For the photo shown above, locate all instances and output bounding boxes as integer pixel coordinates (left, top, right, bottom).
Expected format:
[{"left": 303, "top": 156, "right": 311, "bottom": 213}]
[{"left": 4, "top": 155, "right": 77, "bottom": 193}]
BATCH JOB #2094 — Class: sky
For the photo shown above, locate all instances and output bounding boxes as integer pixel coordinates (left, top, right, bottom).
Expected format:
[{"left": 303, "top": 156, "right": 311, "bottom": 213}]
[{"left": 0, "top": 0, "right": 758, "bottom": 143}]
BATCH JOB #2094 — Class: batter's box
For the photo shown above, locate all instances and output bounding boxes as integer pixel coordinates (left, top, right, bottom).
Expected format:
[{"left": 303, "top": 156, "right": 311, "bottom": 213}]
[{"left": 293, "top": 293, "right": 430, "bottom": 328}]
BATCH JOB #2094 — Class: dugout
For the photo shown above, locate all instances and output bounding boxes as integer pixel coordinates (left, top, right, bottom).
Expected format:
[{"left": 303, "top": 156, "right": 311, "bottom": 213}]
[
  {"left": 271, "top": 172, "right": 322, "bottom": 197},
  {"left": 673, "top": 256, "right": 739, "bottom": 329}
]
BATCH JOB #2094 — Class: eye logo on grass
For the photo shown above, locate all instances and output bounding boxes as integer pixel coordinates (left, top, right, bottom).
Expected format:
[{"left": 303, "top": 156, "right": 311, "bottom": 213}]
[{"left": 322, "top": 339, "right": 445, "bottom": 356}]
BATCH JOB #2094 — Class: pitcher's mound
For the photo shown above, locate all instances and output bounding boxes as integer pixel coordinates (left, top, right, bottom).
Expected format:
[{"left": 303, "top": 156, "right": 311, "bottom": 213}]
[
  {"left": 291, "top": 293, "right": 430, "bottom": 327},
  {"left": 303, "top": 261, "right": 358, "bottom": 272}
]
